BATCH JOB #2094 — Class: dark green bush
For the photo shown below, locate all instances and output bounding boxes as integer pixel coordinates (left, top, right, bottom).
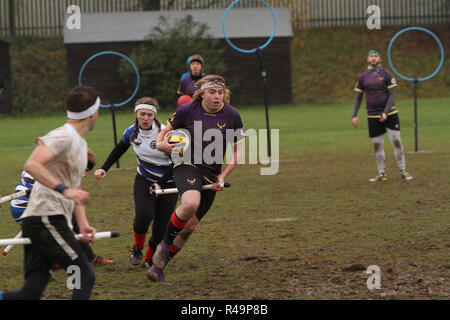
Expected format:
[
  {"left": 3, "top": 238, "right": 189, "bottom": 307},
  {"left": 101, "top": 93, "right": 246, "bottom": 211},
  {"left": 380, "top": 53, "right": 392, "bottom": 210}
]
[
  {"left": 9, "top": 37, "right": 69, "bottom": 115},
  {"left": 118, "top": 15, "right": 229, "bottom": 109}
]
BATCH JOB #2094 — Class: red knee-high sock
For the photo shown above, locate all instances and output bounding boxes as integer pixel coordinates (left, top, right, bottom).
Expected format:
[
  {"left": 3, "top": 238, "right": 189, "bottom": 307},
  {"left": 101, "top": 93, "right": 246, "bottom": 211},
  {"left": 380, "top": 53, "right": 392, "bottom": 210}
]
[
  {"left": 145, "top": 245, "right": 156, "bottom": 262},
  {"left": 163, "top": 212, "right": 188, "bottom": 246},
  {"left": 167, "top": 245, "right": 181, "bottom": 263},
  {"left": 134, "top": 231, "right": 147, "bottom": 249}
]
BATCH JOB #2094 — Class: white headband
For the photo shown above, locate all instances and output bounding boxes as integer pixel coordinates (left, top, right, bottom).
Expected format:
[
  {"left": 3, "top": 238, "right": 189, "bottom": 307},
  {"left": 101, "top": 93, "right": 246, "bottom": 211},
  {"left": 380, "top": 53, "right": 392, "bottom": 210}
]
[
  {"left": 134, "top": 104, "right": 157, "bottom": 115},
  {"left": 200, "top": 82, "right": 224, "bottom": 90},
  {"left": 67, "top": 97, "right": 100, "bottom": 120}
]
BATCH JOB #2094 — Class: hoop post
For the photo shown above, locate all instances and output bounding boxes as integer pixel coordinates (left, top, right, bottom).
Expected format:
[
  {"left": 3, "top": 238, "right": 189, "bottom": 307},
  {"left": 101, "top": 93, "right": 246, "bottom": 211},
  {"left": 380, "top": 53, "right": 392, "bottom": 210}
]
[
  {"left": 256, "top": 48, "right": 271, "bottom": 159},
  {"left": 413, "top": 79, "right": 418, "bottom": 152}
]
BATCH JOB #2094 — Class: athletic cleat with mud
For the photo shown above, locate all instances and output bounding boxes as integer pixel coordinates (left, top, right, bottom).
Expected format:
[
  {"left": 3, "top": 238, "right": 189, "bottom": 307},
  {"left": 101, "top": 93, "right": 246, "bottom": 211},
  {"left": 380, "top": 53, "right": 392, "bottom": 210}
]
[
  {"left": 369, "top": 173, "right": 387, "bottom": 182},
  {"left": 401, "top": 171, "right": 414, "bottom": 181},
  {"left": 147, "top": 265, "right": 166, "bottom": 283},
  {"left": 152, "top": 241, "right": 169, "bottom": 270},
  {"left": 130, "top": 245, "right": 143, "bottom": 266},
  {"left": 141, "top": 259, "right": 152, "bottom": 269}
]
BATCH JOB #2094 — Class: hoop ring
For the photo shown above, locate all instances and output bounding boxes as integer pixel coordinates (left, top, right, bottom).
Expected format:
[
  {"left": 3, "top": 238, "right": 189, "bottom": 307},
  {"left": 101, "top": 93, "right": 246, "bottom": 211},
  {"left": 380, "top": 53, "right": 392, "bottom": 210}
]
[
  {"left": 388, "top": 27, "right": 444, "bottom": 82},
  {"left": 78, "top": 51, "right": 140, "bottom": 108},
  {"left": 222, "top": 0, "right": 277, "bottom": 54}
]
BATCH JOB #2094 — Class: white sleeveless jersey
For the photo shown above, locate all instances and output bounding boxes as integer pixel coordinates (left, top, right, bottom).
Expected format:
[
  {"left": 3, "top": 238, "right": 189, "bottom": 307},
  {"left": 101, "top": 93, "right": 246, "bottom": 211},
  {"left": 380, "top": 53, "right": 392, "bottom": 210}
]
[{"left": 121, "top": 121, "right": 173, "bottom": 182}]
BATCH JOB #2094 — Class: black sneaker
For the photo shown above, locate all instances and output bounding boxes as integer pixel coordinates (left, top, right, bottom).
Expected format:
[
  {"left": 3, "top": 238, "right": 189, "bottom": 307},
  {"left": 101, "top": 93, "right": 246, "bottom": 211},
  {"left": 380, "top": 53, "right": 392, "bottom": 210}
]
[{"left": 130, "top": 245, "right": 143, "bottom": 266}]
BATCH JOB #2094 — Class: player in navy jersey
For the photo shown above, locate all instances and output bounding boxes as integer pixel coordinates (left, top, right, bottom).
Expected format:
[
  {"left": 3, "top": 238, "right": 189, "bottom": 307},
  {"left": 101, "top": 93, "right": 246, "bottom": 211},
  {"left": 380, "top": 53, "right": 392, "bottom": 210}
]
[
  {"left": 94, "top": 97, "right": 178, "bottom": 268},
  {"left": 10, "top": 171, "right": 35, "bottom": 224},
  {"left": 147, "top": 75, "right": 246, "bottom": 282},
  {"left": 352, "top": 49, "right": 413, "bottom": 182},
  {"left": 178, "top": 54, "right": 207, "bottom": 97}
]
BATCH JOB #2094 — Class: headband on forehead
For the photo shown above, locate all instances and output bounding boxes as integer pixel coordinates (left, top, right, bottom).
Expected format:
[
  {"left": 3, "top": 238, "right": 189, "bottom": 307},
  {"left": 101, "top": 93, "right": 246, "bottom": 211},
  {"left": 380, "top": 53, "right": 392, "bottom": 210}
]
[
  {"left": 200, "top": 81, "right": 225, "bottom": 91},
  {"left": 191, "top": 58, "right": 203, "bottom": 65},
  {"left": 368, "top": 50, "right": 381, "bottom": 56},
  {"left": 134, "top": 104, "right": 157, "bottom": 115},
  {"left": 67, "top": 97, "right": 100, "bottom": 120}
]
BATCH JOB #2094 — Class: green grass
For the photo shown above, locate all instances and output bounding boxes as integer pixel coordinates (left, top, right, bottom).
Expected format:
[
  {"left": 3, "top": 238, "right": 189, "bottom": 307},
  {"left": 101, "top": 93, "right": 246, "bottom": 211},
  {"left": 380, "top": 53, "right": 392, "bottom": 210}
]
[{"left": 0, "top": 97, "right": 449, "bottom": 299}]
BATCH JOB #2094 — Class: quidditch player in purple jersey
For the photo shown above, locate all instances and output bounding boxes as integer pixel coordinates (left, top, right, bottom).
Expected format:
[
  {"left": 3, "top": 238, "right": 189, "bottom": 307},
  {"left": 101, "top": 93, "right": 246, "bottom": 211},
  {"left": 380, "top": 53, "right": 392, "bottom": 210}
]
[
  {"left": 147, "top": 75, "right": 246, "bottom": 282},
  {"left": 352, "top": 49, "right": 413, "bottom": 182},
  {"left": 178, "top": 54, "right": 207, "bottom": 97}
]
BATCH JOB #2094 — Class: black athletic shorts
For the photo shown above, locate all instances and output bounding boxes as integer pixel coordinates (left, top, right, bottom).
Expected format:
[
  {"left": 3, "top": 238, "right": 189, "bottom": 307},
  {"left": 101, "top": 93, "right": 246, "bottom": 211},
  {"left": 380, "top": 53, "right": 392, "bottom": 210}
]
[
  {"left": 21, "top": 215, "right": 88, "bottom": 276},
  {"left": 368, "top": 113, "right": 400, "bottom": 138},
  {"left": 173, "top": 164, "right": 217, "bottom": 221}
]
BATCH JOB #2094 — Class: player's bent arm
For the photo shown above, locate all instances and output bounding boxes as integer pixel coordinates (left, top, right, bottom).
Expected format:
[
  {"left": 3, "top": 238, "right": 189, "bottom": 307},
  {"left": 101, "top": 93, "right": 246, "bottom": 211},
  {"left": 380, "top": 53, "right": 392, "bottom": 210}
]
[
  {"left": 24, "top": 144, "right": 62, "bottom": 191},
  {"left": 96, "top": 141, "right": 131, "bottom": 179},
  {"left": 24, "top": 144, "right": 90, "bottom": 204},
  {"left": 156, "top": 126, "right": 176, "bottom": 154},
  {"left": 157, "top": 126, "right": 171, "bottom": 143},
  {"left": 73, "top": 203, "right": 96, "bottom": 242},
  {"left": 214, "top": 142, "right": 244, "bottom": 191}
]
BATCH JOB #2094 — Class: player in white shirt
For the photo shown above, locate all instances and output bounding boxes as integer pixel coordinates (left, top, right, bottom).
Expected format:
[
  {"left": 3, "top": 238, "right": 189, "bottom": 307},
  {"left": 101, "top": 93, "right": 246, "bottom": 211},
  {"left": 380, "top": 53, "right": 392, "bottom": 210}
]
[{"left": 0, "top": 86, "right": 100, "bottom": 300}]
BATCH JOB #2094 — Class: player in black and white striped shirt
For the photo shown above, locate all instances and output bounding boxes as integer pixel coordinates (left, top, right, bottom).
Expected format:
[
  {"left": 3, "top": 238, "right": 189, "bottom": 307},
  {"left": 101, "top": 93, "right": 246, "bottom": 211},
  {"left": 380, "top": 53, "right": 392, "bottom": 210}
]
[
  {"left": 10, "top": 171, "right": 35, "bottom": 224},
  {"left": 95, "top": 97, "right": 178, "bottom": 269}
]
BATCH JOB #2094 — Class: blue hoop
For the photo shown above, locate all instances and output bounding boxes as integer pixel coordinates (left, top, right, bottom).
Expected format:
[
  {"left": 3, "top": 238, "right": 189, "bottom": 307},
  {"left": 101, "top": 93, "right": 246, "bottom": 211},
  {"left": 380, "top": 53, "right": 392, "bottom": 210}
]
[
  {"left": 222, "top": 0, "right": 277, "bottom": 54},
  {"left": 388, "top": 27, "right": 444, "bottom": 82},
  {"left": 78, "top": 51, "right": 140, "bottom": 108}
]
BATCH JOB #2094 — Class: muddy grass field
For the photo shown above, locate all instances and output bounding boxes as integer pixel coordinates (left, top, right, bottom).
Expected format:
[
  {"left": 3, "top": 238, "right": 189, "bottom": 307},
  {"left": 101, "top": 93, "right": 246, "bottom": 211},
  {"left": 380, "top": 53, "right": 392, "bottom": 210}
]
[{"left": 0, "top": 98, "right": 449, "bottom": 300}]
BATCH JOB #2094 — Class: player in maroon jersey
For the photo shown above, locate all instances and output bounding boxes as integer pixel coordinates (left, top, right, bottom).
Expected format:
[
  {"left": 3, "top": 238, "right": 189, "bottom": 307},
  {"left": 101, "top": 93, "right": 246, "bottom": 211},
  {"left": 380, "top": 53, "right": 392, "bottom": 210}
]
[
  {"left": 147, "top": 75, "right": 246, "bottom": 282},
  {"left": 352, "top": 49, "right": 413, "bottom": 182}
]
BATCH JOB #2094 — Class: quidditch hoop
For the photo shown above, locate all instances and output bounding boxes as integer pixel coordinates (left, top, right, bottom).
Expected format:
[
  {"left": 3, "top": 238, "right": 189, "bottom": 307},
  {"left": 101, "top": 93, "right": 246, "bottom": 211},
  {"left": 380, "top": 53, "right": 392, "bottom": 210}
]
[
  {"left": 388, "top": 27, "right": 444, "bottom": 82},
  {"left": 78, "top": 51, "right": 140, "bottom": 108},
  {"left": 222, "top": 0, "right": 277, "bottom": 54}
]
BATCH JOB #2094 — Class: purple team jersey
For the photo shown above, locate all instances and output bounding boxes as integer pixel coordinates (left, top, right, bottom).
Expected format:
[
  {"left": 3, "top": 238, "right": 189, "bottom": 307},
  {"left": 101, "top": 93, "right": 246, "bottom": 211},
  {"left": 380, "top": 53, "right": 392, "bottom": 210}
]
[
  {"left": 178, "top": 74, "right": 206, "bottom": 96},
  {"left": 167, "top": 100, "right": 246, "bottom": 176},
  {"left": 355, "top": 68, "right": 397, "bottom": 115}
]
